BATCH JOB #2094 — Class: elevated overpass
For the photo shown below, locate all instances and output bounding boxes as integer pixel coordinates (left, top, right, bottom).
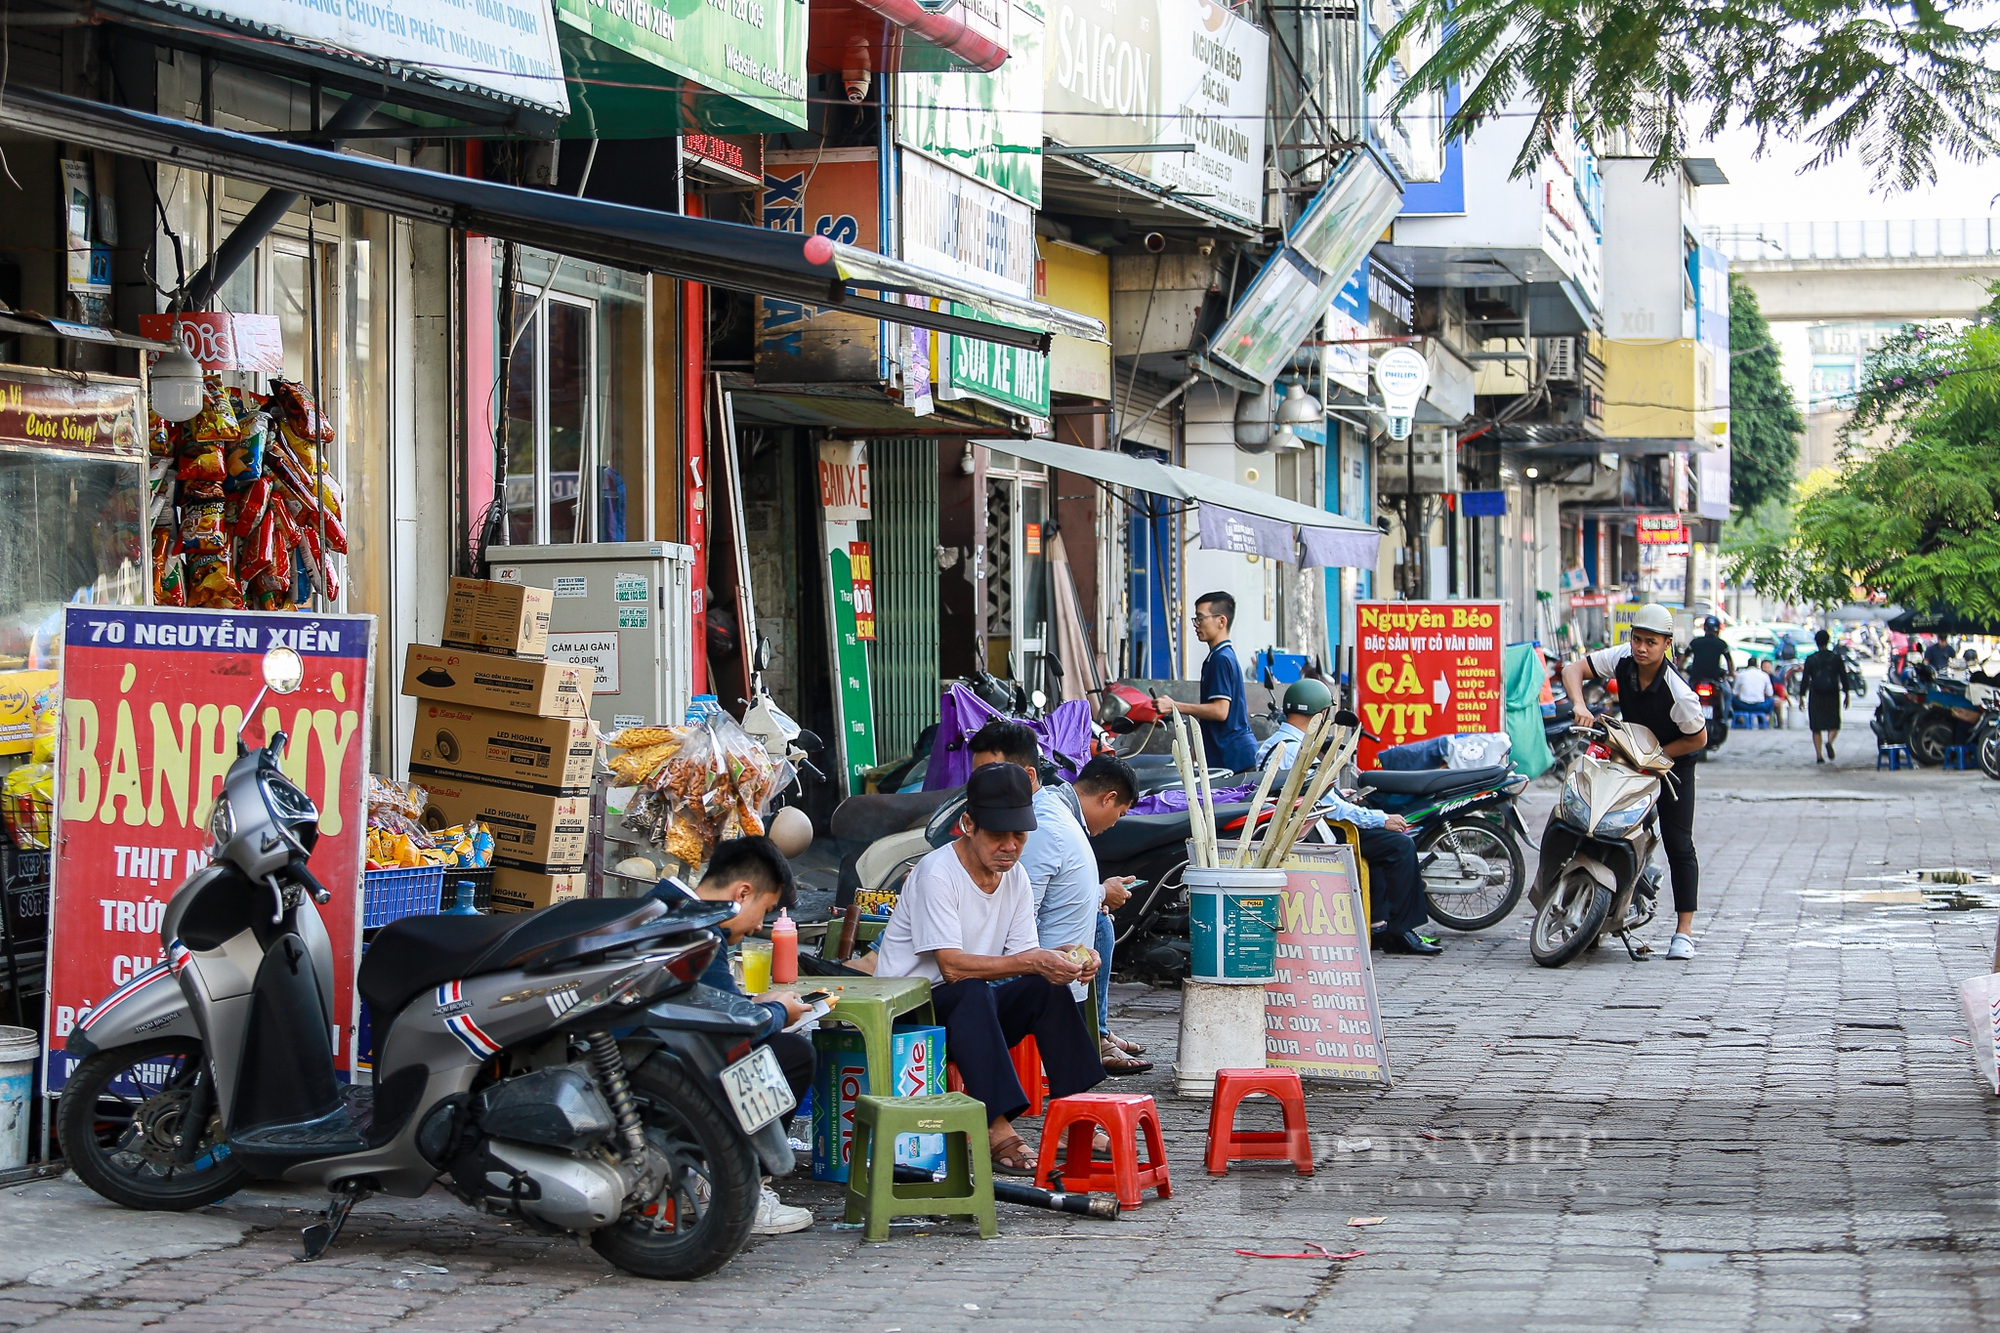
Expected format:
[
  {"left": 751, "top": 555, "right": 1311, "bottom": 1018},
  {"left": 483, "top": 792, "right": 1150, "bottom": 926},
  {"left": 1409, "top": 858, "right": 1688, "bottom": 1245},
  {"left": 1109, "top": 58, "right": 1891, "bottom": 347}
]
[{"left": 1706, "top": 218, "right": 1999, "bottom": 321}]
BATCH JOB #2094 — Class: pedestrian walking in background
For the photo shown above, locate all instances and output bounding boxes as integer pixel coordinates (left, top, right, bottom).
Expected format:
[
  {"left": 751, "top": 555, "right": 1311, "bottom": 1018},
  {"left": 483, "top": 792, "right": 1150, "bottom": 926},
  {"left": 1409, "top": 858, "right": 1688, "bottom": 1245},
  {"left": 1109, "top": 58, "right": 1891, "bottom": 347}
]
[{"left": 1801, "top": 629, "right": 1847, "bottom": 764}]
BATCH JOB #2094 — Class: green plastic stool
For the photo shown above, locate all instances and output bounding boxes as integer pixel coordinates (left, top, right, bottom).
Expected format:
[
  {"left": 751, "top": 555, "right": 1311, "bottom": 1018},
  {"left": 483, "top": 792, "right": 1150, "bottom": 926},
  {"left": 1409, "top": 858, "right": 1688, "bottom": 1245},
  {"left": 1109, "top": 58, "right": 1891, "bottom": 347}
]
[{"left": 842, "top": 1093, "right": 998, "bottom": 1242}]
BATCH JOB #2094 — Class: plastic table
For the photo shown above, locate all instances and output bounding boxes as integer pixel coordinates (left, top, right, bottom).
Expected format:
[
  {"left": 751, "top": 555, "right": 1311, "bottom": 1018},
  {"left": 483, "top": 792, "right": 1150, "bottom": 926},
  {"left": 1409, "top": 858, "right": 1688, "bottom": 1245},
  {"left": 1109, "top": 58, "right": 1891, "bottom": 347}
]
[{"left": 815, "top": 975, "right": 935, "bottom": 1092}]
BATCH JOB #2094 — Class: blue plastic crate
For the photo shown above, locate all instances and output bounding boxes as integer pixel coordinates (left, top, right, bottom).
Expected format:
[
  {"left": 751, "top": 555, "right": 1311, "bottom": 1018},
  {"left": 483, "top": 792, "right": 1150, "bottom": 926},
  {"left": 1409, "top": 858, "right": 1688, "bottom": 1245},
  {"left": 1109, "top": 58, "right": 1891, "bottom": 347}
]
[{"left": 363, "top": 865, "right": 446, "bottom": 929}]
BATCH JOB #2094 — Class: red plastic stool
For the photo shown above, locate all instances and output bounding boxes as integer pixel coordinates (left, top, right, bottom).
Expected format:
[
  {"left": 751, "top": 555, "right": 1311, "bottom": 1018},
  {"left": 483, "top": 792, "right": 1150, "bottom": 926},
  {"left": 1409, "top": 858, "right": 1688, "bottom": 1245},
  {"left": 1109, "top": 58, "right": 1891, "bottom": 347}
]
[
  {"left": 1205, "top": 1067, "right": 1313, "bottom": 1176},
  {"left": 947, "top": 1038, "right": 1050, "bottom": 1116},
  {"left": 1035, "top": 1093, "right": 1171, "bottom": 1209}
]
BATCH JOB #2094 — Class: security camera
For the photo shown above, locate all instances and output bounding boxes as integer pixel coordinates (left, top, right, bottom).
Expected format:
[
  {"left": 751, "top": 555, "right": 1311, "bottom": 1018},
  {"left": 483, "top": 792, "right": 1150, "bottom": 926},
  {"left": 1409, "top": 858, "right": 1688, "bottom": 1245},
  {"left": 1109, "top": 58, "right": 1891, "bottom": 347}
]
[
  {"left": 1143, "top": 232, "right": 1166, "bottom": 253},
  {"left": 843, "top": 34, "right": 872, "bottom": 102}
]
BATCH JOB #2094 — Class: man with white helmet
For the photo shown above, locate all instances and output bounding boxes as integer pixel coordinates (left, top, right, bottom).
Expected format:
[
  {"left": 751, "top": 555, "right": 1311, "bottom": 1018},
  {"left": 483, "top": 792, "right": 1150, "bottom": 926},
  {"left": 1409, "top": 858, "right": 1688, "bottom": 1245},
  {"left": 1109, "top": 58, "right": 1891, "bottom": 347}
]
[{"left": 1558, "top": 603, "right": 1710, "bottom": 960}]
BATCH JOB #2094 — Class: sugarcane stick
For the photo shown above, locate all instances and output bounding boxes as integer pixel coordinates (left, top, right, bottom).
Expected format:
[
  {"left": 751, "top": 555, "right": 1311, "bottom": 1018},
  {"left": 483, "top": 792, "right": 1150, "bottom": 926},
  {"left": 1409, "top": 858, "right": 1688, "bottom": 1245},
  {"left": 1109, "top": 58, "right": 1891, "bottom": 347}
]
[
  {"left": 1233, "top": 743, "right": 1290, "bottom": 867},
  {"left": 1254, "top": 712, "right": 1332, "bottom": 868},
  {"left": 1185, "top": 710, "right": 1217, "bottom": 869},
  {"left": 1274, "top": 719, "right": 1363, "bottom": 865},
  {"left": 1249, "top": 711, "right": 1324, "bottom": 868},
  {"left": 1192, "top": 714, "right": 1218, "bottom": 857},
  {"left": 1168, "top": 709, "right": 1208, "bottom": 868},
  {"left": 1182, "top": 710, "right": 1216, "bottom": 868}
]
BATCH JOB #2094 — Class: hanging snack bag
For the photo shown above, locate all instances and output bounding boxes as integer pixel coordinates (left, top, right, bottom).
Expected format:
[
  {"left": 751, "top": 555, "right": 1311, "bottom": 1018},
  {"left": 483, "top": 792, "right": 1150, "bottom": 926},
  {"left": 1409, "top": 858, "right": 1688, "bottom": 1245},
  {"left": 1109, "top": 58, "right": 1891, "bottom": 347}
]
[
  {"left": 189, "top": 374, "right": 243, "bottom": 443},
  {"left": 272, "top": 378, "right": 335, "bottom": 445},
  {"left": 151, "top": 524, "right": 186, "bottom": 606},
  {"left": 187, "top": 551, "right": 244, "bottom": 609},
  {"left": 225, "top": 412, "right": 268, "bottom": 491},
  {"left": 179, "top": 497, "right": 228, "bottom": 556}
]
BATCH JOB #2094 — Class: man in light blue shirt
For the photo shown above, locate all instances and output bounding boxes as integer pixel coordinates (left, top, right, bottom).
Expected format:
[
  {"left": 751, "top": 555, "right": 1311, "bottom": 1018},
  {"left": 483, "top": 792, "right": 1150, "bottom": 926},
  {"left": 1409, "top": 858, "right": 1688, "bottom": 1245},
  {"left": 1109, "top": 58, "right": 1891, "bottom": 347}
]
[
  {"left": 1018, "top": 757, "right": 1140, "bottom": 988},
  {"left": 1254, "top": 678, "right": 1335, "bottom": 772}
]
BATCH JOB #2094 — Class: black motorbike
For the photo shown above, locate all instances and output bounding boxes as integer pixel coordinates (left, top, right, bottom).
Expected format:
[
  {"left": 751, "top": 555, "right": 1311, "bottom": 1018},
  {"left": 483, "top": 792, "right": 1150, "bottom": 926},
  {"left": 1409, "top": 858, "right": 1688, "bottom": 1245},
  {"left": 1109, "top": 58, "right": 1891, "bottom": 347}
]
[{"left": 1350, "top": 765, "right": 1533, "bottom": 931}]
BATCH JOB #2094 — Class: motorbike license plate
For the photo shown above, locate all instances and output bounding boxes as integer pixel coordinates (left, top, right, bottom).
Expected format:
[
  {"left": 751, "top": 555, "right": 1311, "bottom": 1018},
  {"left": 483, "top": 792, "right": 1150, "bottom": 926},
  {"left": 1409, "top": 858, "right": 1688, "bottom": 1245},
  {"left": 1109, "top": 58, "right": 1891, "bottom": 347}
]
[
  {"left": 719, "top": 1044, "right": 795, "bottom": 1135},
  {"left": 1701, "top": 705, "right": 1714, "bottom": 719}
]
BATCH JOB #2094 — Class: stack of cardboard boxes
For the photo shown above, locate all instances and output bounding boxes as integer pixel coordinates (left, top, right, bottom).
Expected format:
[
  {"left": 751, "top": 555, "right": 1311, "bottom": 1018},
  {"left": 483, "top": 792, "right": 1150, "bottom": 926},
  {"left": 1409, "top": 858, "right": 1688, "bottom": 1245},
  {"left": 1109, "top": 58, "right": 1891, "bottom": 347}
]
[{"left": 402, "top": 579, "right": 598, "bottom": 913}]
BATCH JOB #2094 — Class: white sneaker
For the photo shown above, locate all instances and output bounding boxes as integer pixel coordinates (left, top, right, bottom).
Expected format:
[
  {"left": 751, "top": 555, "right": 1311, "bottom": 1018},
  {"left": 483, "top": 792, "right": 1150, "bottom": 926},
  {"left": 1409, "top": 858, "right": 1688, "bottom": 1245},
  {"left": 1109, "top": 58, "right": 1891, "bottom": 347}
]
[
  {"left": 753, "top": 1182, "right": 814, "bottom": 1235},
  {"left": 1666, "top": 933, "right": 1696, "bottom": 961}
]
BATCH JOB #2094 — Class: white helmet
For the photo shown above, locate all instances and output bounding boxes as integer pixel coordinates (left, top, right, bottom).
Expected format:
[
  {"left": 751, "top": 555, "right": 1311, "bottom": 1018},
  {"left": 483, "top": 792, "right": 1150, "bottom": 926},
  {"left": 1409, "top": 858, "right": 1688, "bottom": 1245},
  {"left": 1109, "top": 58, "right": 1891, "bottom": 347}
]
[{"left": 1630, "top": 603, "right": 1675, "bottom": 636}]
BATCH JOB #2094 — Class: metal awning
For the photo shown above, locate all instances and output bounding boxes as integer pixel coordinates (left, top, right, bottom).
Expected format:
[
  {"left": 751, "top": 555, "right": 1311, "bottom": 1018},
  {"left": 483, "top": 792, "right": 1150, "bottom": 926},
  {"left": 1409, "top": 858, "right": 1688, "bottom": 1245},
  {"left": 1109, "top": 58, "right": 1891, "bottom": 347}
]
[
  {"left": 995, "top": 436, "right": 1381, "bottom": 568},
  {"left": 0, "top": 86, "right": 1104, "bottom": 354}
]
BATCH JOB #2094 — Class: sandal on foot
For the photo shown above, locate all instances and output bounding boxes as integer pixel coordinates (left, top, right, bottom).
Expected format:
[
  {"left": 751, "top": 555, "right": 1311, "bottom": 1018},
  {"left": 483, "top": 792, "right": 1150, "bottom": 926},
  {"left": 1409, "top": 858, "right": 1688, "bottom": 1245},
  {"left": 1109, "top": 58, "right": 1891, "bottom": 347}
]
[
  {"left": 1108, "top": 1031, "right": 1148, "bottom": 1056},
  {"left": 1092, "top": 1129, "right": 1114, "bottom": 1161},
  {"left": 1100, "top": 1041, "right": 1154, "bottom": 1076},
  {"left": 989, "top": 1134, "right": 1036, "bottom": 1176}
]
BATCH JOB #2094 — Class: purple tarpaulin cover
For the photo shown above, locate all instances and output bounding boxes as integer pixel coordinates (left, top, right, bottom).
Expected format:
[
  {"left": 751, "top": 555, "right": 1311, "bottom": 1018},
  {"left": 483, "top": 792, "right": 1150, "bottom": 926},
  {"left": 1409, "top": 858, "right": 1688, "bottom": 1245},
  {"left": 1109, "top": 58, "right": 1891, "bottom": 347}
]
[{"left": 923, "top": 684, "right": 1093, "bottom": 791}]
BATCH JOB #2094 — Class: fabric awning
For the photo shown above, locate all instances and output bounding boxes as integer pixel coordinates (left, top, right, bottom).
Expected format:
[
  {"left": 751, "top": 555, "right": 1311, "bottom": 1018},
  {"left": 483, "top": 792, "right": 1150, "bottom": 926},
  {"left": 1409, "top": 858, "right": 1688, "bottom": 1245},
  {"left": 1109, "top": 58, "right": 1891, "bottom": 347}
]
[
  {"left": 995, "top": 437, "right": 1382, "bottom": 569},
  {"left": 0, "top": 87, "right": 1102, "bottom": 354}
]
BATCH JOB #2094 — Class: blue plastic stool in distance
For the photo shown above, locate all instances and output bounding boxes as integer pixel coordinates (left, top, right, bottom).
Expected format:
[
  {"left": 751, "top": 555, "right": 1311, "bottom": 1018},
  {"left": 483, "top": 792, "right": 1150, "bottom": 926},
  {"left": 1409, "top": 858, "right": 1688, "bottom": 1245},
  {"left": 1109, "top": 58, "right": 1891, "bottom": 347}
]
[
  {"left": 1877, "top": 745, "right": 1913, "bottom": 771},
  {"left": 1944, "top": 746, "right": 1974, "bottom": 771}
]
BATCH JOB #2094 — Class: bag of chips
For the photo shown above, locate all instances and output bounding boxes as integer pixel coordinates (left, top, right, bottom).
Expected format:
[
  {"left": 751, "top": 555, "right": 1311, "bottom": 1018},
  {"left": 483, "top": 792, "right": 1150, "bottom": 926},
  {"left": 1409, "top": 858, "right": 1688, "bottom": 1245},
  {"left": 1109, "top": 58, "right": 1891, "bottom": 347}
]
[
  {"left": 149, "top": 411, "right": 173, "bottom": 458},
  {"left": 187, "top": 551, "right": 244, "bottom": 609},
  {"left": 224, "top": 413, "right": 267, "bottom": 491},
  {"left": 179, "top": 498, "right": 228, "bottom": 556},
  {"left": 231, "top": 476, "right": 271, "bottom": 537},
  {"left": 189, "top": 375, "right": 243, "bottom": 443},
  {"left": 272, "top": 379, "right": 334, "bottom": 445},
  {"left": 176, "top": 438, "right": 226, "bottom": 485},
  {"left": 151, "top": 524, "right": 186, "bottom": 606}
]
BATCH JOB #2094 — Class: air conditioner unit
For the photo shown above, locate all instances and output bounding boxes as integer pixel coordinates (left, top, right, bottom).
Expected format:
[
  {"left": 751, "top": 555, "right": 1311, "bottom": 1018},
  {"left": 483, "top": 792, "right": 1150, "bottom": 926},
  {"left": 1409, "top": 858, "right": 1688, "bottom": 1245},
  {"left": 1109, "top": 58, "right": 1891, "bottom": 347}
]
[{"left": 1542, "top": 337, "right": 1577, "bottom": 382}]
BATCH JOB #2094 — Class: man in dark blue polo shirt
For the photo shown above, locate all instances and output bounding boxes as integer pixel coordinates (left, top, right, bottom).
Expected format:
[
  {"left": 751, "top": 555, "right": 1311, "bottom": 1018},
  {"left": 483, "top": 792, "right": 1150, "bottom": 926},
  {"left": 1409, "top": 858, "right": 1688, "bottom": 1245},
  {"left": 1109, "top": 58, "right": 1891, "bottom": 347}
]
[{"left": 1154, "top": 590, "right": 1258, "bottom": 772}]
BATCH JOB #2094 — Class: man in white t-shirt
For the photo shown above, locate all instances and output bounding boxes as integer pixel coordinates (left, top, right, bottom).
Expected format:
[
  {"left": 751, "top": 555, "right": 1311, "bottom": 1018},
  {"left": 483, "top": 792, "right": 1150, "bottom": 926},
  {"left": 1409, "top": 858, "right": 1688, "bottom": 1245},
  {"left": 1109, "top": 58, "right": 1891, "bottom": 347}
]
[
  {"left": 1732, "top": 661, "right": 1775, "bottom": 720},
  {"left": 874, "top": 763, "right": 1105, "bottom": 1175}
]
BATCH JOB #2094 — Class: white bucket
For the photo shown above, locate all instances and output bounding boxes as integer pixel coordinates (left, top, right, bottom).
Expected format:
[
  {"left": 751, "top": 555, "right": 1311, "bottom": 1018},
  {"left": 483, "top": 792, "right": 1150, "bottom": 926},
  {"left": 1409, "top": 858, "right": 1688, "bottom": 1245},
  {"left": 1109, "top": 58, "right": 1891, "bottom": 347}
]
[
  {"left": 0, "top": 1026, "right": 39, "bottom": 1171},
  {"left": 1174, "top": 982, "right": 1269, "bottom": 1098}
]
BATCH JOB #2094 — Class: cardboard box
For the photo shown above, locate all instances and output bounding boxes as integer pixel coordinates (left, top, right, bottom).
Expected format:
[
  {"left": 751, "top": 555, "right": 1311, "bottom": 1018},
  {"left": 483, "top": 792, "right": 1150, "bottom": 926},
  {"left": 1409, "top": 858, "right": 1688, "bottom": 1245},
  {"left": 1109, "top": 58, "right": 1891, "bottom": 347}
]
[
  {"left": 401, "top": 644, "right": 592, "bottom": 718},
  {"left": 419, "top": 778, "right": 588, "bottom": 872},
  {"left": 489, "top": 868, "right": 589, "bottom": 913},
  {"left": 408, "top": 700, "right": 596, "bottom": 796},
  {"left": 810, "top": 1025, "right": 946, "bottom": 1182},
  {"left": 443, "top": 577, "right": 553, "bottom": 658}
]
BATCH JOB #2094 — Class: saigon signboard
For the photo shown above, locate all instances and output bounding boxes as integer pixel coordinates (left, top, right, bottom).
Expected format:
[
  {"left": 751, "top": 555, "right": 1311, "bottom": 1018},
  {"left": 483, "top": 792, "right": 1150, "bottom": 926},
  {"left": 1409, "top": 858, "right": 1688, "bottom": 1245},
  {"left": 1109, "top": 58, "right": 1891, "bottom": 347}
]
[{"left": 1043, "top": 0, "right": 1269, "bottom": 224}]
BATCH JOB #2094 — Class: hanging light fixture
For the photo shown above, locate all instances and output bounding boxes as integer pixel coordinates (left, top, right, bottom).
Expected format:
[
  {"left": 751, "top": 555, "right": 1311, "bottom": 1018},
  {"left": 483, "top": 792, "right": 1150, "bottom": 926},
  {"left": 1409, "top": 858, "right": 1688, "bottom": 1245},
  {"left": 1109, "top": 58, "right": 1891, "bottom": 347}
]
[
  {"left": 1270, "top": 423, "right": 1305, "bottom": 451},
  {"left": 1274, "top": 381, "right": 1323, "bottom": 427},
  {"left": 150, "top": 324, "right": 203, "bottom": 423}
]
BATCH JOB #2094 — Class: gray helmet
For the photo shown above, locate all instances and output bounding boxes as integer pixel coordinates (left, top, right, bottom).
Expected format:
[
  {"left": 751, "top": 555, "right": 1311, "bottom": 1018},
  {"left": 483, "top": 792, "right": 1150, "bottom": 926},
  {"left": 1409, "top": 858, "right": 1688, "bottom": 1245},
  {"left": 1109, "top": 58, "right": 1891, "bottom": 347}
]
[
  {"left": 1703, "top": 615, "right": 1721, "bottom": 633},
  {"left": 1282, "top": 677, "right": 1334, "bottom": 718}
]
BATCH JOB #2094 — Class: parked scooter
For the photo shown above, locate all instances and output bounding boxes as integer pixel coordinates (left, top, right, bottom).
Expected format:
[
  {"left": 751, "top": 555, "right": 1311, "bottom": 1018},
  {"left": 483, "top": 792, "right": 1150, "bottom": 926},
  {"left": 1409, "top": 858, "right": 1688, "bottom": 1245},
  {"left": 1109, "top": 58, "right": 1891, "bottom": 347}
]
[
  {"left": 60, "top": 648, "right": 786, "bottom": 1280},
  {"left": 1528, "top": 716, "right": 1674, "bottom": 967},
  {"left": 1906, "top": 669, "right": 2000, "bottom": 767},
  {"left": 1691, "top": 678, "right": 1730, "bottom": 757},
  {"left": 1872, "top": 673, "right": 1929, "bottom": 750},
  {"left": 1351, "top": 762, "right": 1533, "bottom": 932}
]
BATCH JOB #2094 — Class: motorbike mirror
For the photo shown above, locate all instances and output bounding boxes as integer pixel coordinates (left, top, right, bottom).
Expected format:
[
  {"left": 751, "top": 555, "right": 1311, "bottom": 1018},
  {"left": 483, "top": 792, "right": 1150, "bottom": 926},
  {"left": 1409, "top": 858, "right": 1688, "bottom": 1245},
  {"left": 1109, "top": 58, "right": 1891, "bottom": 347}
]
[
  {"left": 795, "top": 729, "right": 824, "bottom": 752},
  {"left": 1031, "top": 689, "right": 1047, "bottom": 710},
  {"left": 1107, "top": 717, "right": 1137, "bottom": 734},
  {"left": 1333, "top": 708, "right": 1359, "bottom": 728},
  {"left": 262, "top": 646, "right": 305, "bottom": 695},
  {"left": 756, "top": 636, "right": 773, "bottom": 672}
]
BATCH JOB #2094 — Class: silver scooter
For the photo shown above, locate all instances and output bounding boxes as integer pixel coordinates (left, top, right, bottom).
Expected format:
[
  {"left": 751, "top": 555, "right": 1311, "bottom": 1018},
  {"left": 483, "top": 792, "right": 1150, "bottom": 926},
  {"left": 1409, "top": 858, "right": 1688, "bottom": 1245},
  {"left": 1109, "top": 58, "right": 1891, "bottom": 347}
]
[
  {"left": 1527, "top": 716, "right": 1674, "bottom": 967},
  {"left": 59, "top": 647, "right": 792, "bottom": 1280}
]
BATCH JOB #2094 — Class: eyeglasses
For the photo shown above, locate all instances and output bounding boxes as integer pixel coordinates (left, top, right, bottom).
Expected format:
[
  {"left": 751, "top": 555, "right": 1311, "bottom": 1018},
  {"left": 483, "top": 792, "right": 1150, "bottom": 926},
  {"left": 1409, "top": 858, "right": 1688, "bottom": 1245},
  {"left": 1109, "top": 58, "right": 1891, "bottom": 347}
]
[{"left": 1190, "top": 612, "right": 1220, "bottom": 625}]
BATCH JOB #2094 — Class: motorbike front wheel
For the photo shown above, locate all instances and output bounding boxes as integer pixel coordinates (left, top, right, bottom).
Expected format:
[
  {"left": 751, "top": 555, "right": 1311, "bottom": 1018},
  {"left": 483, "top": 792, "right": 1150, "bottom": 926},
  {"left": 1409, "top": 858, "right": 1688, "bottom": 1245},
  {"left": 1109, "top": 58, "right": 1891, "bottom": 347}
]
[
  {"left": 589, "top": 1054, "right": 760, "bottom": 1281},
  {"left": 1530, "top": 869, "right": 1611, "bottom": 968},
  {"left": 1418, "top": 818, "right": 1525, "bottom": 932},
  {"left": 58, "top": 1039, "right": 247, "bottom": 1211}
]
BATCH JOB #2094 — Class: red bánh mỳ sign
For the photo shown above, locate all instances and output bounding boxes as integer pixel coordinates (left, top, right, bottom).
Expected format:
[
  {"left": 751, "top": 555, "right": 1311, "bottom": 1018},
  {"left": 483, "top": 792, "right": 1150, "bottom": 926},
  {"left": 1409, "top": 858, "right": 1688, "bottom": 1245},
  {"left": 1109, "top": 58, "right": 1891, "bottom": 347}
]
[
  {"left": 1262, "top": 841, "right": 1391, "bottom": 1086},
  {"left": 1635, "top": 513, "right": 1687, "bottom": 545},
  {"left": 1354, "top": 601, "right": 1503, "bottom": 768},
  {"left": 46, "top": 606, "right": 373, "bottom": 1091},
  {"left": 137, "top": 313, "right": 284, "bottom": 374}
]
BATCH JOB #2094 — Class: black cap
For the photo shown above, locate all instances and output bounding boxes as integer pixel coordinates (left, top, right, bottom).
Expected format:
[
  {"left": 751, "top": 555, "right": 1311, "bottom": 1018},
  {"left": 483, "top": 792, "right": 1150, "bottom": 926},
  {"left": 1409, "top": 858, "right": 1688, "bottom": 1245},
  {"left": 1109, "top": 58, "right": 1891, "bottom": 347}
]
[{"left": 964, "top": 763, "right": 1038, "bottom": 833}]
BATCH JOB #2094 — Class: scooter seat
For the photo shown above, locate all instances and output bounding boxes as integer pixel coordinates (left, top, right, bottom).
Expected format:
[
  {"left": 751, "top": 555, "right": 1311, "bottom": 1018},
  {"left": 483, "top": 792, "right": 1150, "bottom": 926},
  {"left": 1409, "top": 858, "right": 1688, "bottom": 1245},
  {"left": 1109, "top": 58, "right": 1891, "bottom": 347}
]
[
  {"left": 1356, "top": 763, "right": 1513, "bottom": 798},
  {"left": 359, "top": 898, "right": 669, "bottom": 1022},
  {"left": 1089, "top": 803, "right": 1253, "bottom": 862},
  {"left": 829, "top": 787, "right": 960, "bottom": 844}
]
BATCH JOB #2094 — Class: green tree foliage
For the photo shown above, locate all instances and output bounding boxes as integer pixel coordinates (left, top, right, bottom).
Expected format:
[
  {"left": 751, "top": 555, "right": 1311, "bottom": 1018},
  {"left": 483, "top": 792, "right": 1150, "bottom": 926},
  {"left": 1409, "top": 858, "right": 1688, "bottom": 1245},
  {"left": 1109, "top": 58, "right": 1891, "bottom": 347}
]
[
  {"left": 1371, "top": 0, "right": 2000, "bottom": 191},
  {"left": 1727, "top": 276, "right": 1802, "bottom": 512},
  {"left": 1724, "top": 300, "right": 2000, "bottom": 616}
]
